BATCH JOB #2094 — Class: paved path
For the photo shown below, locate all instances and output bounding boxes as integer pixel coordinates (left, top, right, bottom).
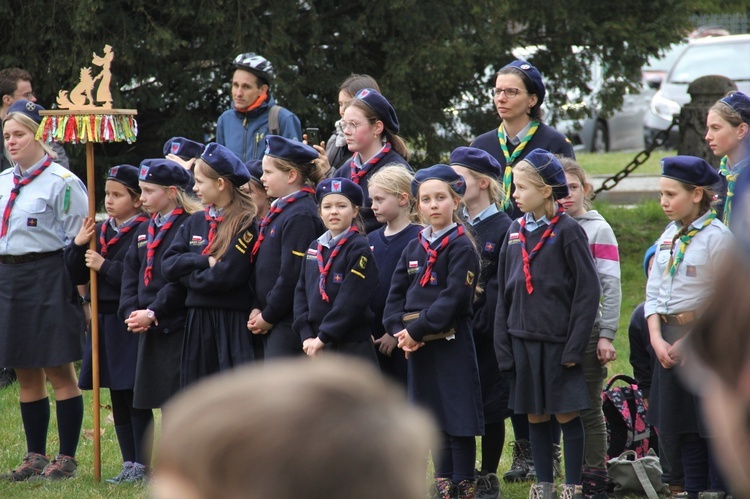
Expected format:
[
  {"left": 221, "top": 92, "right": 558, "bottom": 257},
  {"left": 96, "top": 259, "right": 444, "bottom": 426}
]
[{"left": 590, "top": 174, "right": 660, "bottom": 205}]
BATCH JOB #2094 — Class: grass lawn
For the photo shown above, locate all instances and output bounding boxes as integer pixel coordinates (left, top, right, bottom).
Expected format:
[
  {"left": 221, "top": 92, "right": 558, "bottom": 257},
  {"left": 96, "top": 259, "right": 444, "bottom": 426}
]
[
  {"left": 0, "top": 202, "right": 669, "bottom": 499},
  {"left": 577, "top": 150, "right": 676, "bottom": 176}
]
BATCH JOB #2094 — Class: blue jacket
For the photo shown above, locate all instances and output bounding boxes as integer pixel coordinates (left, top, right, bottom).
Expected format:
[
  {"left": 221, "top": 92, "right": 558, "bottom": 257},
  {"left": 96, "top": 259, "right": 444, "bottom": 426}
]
[{"left": 216, "top": 95, "right": 302, "bottom": 162}]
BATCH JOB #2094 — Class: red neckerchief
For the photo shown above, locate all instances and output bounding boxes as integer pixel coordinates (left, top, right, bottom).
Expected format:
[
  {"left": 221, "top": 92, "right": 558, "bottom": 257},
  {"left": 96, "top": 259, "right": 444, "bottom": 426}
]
[
  {"left": 251, "top": 186, "right": 315, "bottom": 260},
  {"left": 417, "top": 225, "right": 465, "bottom": 287},
  {"left": 316, "top": 226, "right": 358, "bottom": 302},
  {"left": 1, "top": 155, "right": 53, "bottom": 237},
  {"left": 349, "top": 142, "right": 391, "bottom": 185},
  {"left": 99, "top": 215, "right": 149, "bottom": 257},
  {"left": 517, "top": 203, "right": 564, "bottom": 294},
  {"left": 202, "top": 207, "right": 224, "bottom": 256},
  {"left": 144, "top": 208, "right": 184, "bottom": 286}
]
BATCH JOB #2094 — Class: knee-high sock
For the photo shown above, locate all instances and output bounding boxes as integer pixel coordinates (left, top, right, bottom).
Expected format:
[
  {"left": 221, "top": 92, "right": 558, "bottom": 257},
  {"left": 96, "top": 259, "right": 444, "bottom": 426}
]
[
  {"left": 20, "top": 397, "right": 50, "bottom": 455},
  {"left": 561, "top": 417, "right": 585, "bottom": 485},
  {"left": 56, "top": 395, "right": 83, "bottom": 457},
  {"left": 529, "top": 420, "right": 554, "bottom": 483}
]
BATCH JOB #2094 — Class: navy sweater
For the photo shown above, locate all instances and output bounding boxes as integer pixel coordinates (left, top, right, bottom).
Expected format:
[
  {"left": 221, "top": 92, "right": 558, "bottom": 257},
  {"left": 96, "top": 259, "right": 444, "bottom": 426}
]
[
  {"left": 367, "top": 223, "right": 423, "bottom": 337},
  {"left": 333, "top": 149, "right": 411, "bottom": 233},
  {"left": 471, "top": 123, "right": 575, "bottom": 218},
  {"left": 494, "top": 214, "right": 601, "bottom": 370},
  {"left": 293, "top": 231, "right": 378, "bottom": 344},
  {"left": 252, "top": 195, "right": 325, "bottom": 324},
  {"left": 119, "top": 213, "right": 192, "bottom": 334},
  {"left": 65, "top": 218, "right": 147, "bottom": 314},
  {"left": 162, "top": 212, "right": 257, "bottom": 311},
  {"left": 467, "top": 211, "right": 512, "bottom": 338},
  {"left": 383, "top": 226, "right": 480, "bottom": 342}
]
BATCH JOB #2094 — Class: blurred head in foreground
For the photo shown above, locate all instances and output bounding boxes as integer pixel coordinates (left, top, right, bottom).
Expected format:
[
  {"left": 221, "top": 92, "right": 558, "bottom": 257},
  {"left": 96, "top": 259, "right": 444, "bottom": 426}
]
[{"left": 152, "top": 357, "right": 436, "bottom": 499}]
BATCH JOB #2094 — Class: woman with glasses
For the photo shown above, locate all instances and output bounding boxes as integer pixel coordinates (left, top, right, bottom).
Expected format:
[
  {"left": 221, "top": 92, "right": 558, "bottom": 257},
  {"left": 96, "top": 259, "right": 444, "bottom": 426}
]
[
  {"left": 472, "top": 60, "right": 574, "bottom": 220},
  {"left": 332, "top": 88, "right": 411, "bottom": 233}
]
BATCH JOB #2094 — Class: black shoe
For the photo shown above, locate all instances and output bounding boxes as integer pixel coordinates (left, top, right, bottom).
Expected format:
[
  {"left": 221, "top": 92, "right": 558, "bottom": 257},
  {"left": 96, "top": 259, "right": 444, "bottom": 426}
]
[
  {"left": 503, "top": 440, "right": 533, "bottom": 482},
  {"left": 0, "top": 368, "right": 17, "bottom": 388},
  {"left": 475, "top": 472, "right": 501, "bottom": 499}
]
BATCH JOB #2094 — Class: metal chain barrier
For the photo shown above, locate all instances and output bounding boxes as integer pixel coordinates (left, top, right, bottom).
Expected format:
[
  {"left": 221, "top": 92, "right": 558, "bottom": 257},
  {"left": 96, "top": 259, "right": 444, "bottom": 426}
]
[{"left": 591, "top": 115, "right": 679, "bottom": 199}]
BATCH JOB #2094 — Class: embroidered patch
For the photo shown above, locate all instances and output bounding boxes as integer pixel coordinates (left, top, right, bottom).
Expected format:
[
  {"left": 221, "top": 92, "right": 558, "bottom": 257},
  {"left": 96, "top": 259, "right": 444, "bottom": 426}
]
[
  {"left": 659, "top": 239, "right": 672, "bottom": 251},
  {"left": 234, "top": 230, "right": 254, "bottom": 254},
  {"left": 351, "top": 269, "right": 366, "bottom": 279},
  {"left": 332, "top": 180, "right": 342, "bottom": 192},
  {"left": 242, "top": 231, "right": 254, "bottom": 243},
  {"left": 306, "top": 247, "right": 318, "bottom": 260},
  {"left": 508, "top": 232, "right": 521, "bottom": 245},
  {"left": 269, "top": 226, "right": 277, "bottom": 237},
  {"left": 545, "top": 231, "right": 557, "bottom": 244},
  {"left": 333, "top": 273, "right": 343, "bottom": 283},
  {"left": 358, "top": 255, "right": 368, "bottom": 269},
  {"left": 291, "top": 250, "right": 305, "bottom": 257},
  {"left": 139, "top": 166, "right": 149, "bottom": 180},
  {"left": 171, "top": 142, "right": 181, "bottom": 154},
  {"left": 137, "top": 234, "right": 147, "bottom": 247},
  {"left": 408, "top": 260, "right": 419, "bottom": 268},
  {"left": 466, "top": 270, "right": 475, "bottom": 285},
  {"left": 26, "top": 218, "right": 37, "bottom": 227},
  {"left": 686, "top": 265, "right": 697, "bottom": 277},
  {"left": 484, "top": 241, "right": 496, "bottom": 252},
  {"left": 429, "top": 273, "right": 438, "bottom": 286},
  {"left": 190, "top": 235, "right": 204, "bottom": 246}
]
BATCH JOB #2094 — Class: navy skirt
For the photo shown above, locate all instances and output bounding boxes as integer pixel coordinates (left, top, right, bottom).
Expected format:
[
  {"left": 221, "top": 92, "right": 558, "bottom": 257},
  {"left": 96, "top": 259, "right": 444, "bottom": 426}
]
[
  {"left": 646, "top": 322, "right": 705, "bottom": 435},
  {"left": 0, "top": 252, "right": 84, "bottom": 368},
  {"left": 509, "top": 336, "right": 590, "bottom": 415},
  {"left": 263, "top": 317, "right": 303, "bottom": 359},
  {"left": 79, "top": 312, "right": 139, "bottom": 390},
  {"left": 181, "top": 307, "right": 256, "bottom": 388},
  {"left": 133, "top": 324, "right": 184, "bottom": 410}
]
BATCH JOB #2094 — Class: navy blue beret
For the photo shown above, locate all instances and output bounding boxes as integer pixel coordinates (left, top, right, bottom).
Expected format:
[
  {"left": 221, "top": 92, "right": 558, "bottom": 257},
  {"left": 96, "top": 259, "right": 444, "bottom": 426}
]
[
  {"left": 139, "top": 158, "right": 193, "bottom": 188},
  {"left": 721, "top": 91, "right": 750, "bottom": 125},
  {"left": 661, "top": 156, "right": 719, "bottom": 186},
  {"left": 521, "top": 149, "right": 569, "bottom": 199},
  {"left": 316, "top": 177, "right": 364, "bottom": 206},
  {"left": 501, "top": 60, "right": 546, "bottom": 106},
  {"left": 643, "top": 243, "right": 657, "bottom": 278},
  {"left": 411, "top": 164, "right": 466, "bottom": 197},
  {"left": 449, "top": 146, "right": 502, "bottom": 179},
  {"left": 163, "top": 136, "right": 205, "bottom": 160},
  {"left": 244, "top": 159, "right": 263, "bottom": 187},
  {"left": 352, "top": 88, "right": 399, "bottom": 133},
  {"left": 264, "top": 135, "right": 318, "bottom": 164},
  {"left": 107, "top": 164, "right": 141, "bottom": 193},
  {"left": 200, "top": 142, "right": 251, "bottom": 187},
  {"left": 7, "top": 99, "right": 44, "bottom": 124}
]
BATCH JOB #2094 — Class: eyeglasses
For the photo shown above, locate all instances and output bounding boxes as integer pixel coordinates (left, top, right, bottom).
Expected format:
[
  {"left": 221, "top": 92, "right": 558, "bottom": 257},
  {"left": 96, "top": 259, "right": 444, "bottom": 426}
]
[
  {"left": 341, "top": 119, "right": 375, "bottom": 132},
  {"left": 491, "top": 87, "right": 525, "bottom": 99}
]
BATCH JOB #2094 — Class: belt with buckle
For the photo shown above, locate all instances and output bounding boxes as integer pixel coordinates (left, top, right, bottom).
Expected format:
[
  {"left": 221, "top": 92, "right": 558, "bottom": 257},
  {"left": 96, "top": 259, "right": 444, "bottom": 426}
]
[
  {"left": 659, "top": 311, "right": 697, "bottom": 326},
  {"left": 0, "top": 250, "right": 62, "bottom": 265}
]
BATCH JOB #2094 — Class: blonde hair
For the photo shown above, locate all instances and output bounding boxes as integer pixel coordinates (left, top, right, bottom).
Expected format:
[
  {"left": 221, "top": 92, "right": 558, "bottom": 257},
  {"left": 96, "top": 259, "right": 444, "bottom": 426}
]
[
  {"left": 194, "top": 159, "right": 257, "bottom": 258},
  {"left": 3, "top": 112, "right": 57, "bottom": 159},
  {"left": 559, "top": 157, "right": 592, "bottom": 211},
  {"left": 461, "top": 169, "right": 506, "bottom": 207},
  {"left": 268, "top": 156, "right": 326, "bottom": 187},
  {"left": 157, "top": 358, "right": 436, "bottom": 499},
  {"left": 368, "top": 165, "right": 420, "bottom": 223},
  {"left": 346, "top": 99, "right": 409, "bottom": 160},
  {"left": 513, "top": 161, "right": 558, "bottom": 219}
]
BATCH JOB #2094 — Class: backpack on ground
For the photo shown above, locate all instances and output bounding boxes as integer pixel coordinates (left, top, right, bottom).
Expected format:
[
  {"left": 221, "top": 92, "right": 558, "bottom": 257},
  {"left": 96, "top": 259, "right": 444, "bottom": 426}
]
[{"left": 602, "top": 374, "right": 651, "bottom": 460}]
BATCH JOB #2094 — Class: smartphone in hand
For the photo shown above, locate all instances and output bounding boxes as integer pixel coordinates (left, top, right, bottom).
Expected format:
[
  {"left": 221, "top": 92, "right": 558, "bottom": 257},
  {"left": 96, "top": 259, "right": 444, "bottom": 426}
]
[{"left": 305, "top": 127, "right": 321, "bottom": 146}]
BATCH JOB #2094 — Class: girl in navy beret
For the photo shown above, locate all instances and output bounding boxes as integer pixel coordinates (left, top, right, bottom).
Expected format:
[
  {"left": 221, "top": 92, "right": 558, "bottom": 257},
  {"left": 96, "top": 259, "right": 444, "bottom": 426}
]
[
  {"left": 494, "top": 150, "right": 600, "bottom": 498},
  {"left": 247, "top": 137, "right": 326, "bottom": 358},
  {"left": 320, "top": 74, "right": 381, "bottom": 171},
  {"left": 471, "top": 60, "right": 575, "bottom": 223},
  {"left": 366, "top": 165, "right": 422, "bottom": 385},
  {"left": 119, "top": 159, "right": 202, "bottom": 415},
  {"left": 645, "top": 156, "right": 734, "bottom": 497},
  {"left": 333, "top": 88, "right": 412, "bottom": 233},
  {"left": 64, "top": 165, "right": 153, "bottom": 483},
  {"left": 293, "top": 178, "right": 379, "bottom": 361},
  {"left": 162, "top": 144, "right": 259, "bottom": 386},
  {"left": 242, "top": 159, "right": 270, "bottom": 221},
  {"left": 449, "top": 146, "right": 512, "bottom": 497},
  {"left": 706, "top": 91, "right": 750, "bottom": 228},
  {"left": 383, "top": 165, "right": 482, "bottom": 499}
]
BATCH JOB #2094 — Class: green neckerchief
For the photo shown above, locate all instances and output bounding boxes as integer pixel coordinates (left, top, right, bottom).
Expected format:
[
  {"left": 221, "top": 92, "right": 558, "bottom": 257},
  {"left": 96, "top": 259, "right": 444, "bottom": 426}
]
[
  {"left": 668, "top": 210, "right": 716, "bottom": 276},
  {"left": 497, "top": 120, "right": 539, "bottom": 209}
]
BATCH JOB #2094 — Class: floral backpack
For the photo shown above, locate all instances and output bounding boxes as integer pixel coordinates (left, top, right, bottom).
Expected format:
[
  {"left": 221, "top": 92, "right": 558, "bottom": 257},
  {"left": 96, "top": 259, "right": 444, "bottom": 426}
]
[{"left": 602, "top": 374, "right": 651, "bottom": 460}]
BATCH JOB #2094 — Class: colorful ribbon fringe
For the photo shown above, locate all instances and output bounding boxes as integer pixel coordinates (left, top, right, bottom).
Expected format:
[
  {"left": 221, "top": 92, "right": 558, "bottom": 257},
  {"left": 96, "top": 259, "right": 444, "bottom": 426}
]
[{"left": 36, "top": 114, "right": 138, "bottom": 144}]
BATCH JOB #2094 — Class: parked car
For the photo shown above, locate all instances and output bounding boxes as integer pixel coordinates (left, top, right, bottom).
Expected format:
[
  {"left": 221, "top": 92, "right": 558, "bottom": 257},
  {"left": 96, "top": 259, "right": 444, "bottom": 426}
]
[
  {"left": 513, "top": 46, "right": 651, "bottom": 153},
  {"left": 641, "top": 42, "right": 689, "bottom": 90},
  {"left": 643, "top": 34, "right": 750, "bottom": 148}
]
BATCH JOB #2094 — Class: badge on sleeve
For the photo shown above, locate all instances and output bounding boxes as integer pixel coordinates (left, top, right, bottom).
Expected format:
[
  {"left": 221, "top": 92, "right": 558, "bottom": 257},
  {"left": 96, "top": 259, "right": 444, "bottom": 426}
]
[
  {"left": 484, "top": 241, "right": 496, "bottom": 252},
  {"left": 466, "top": 270, "right": 475, "bottom": 285},
  {"left": 358, "top": 255, "right": 368, "bottom": 269}
]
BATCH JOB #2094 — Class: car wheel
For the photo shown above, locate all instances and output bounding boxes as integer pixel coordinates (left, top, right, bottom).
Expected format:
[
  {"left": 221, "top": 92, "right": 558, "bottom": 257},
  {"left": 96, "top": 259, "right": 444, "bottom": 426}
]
[{"left": 591, "top": 121, "right": 609, "bottom": 153}]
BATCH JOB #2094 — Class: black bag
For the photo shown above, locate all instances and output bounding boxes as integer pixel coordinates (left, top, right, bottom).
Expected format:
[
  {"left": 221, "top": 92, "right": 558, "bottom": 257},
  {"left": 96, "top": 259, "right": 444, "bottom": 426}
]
[{"left": 602, "top": 374, "right": 651, "bottom": 460}]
